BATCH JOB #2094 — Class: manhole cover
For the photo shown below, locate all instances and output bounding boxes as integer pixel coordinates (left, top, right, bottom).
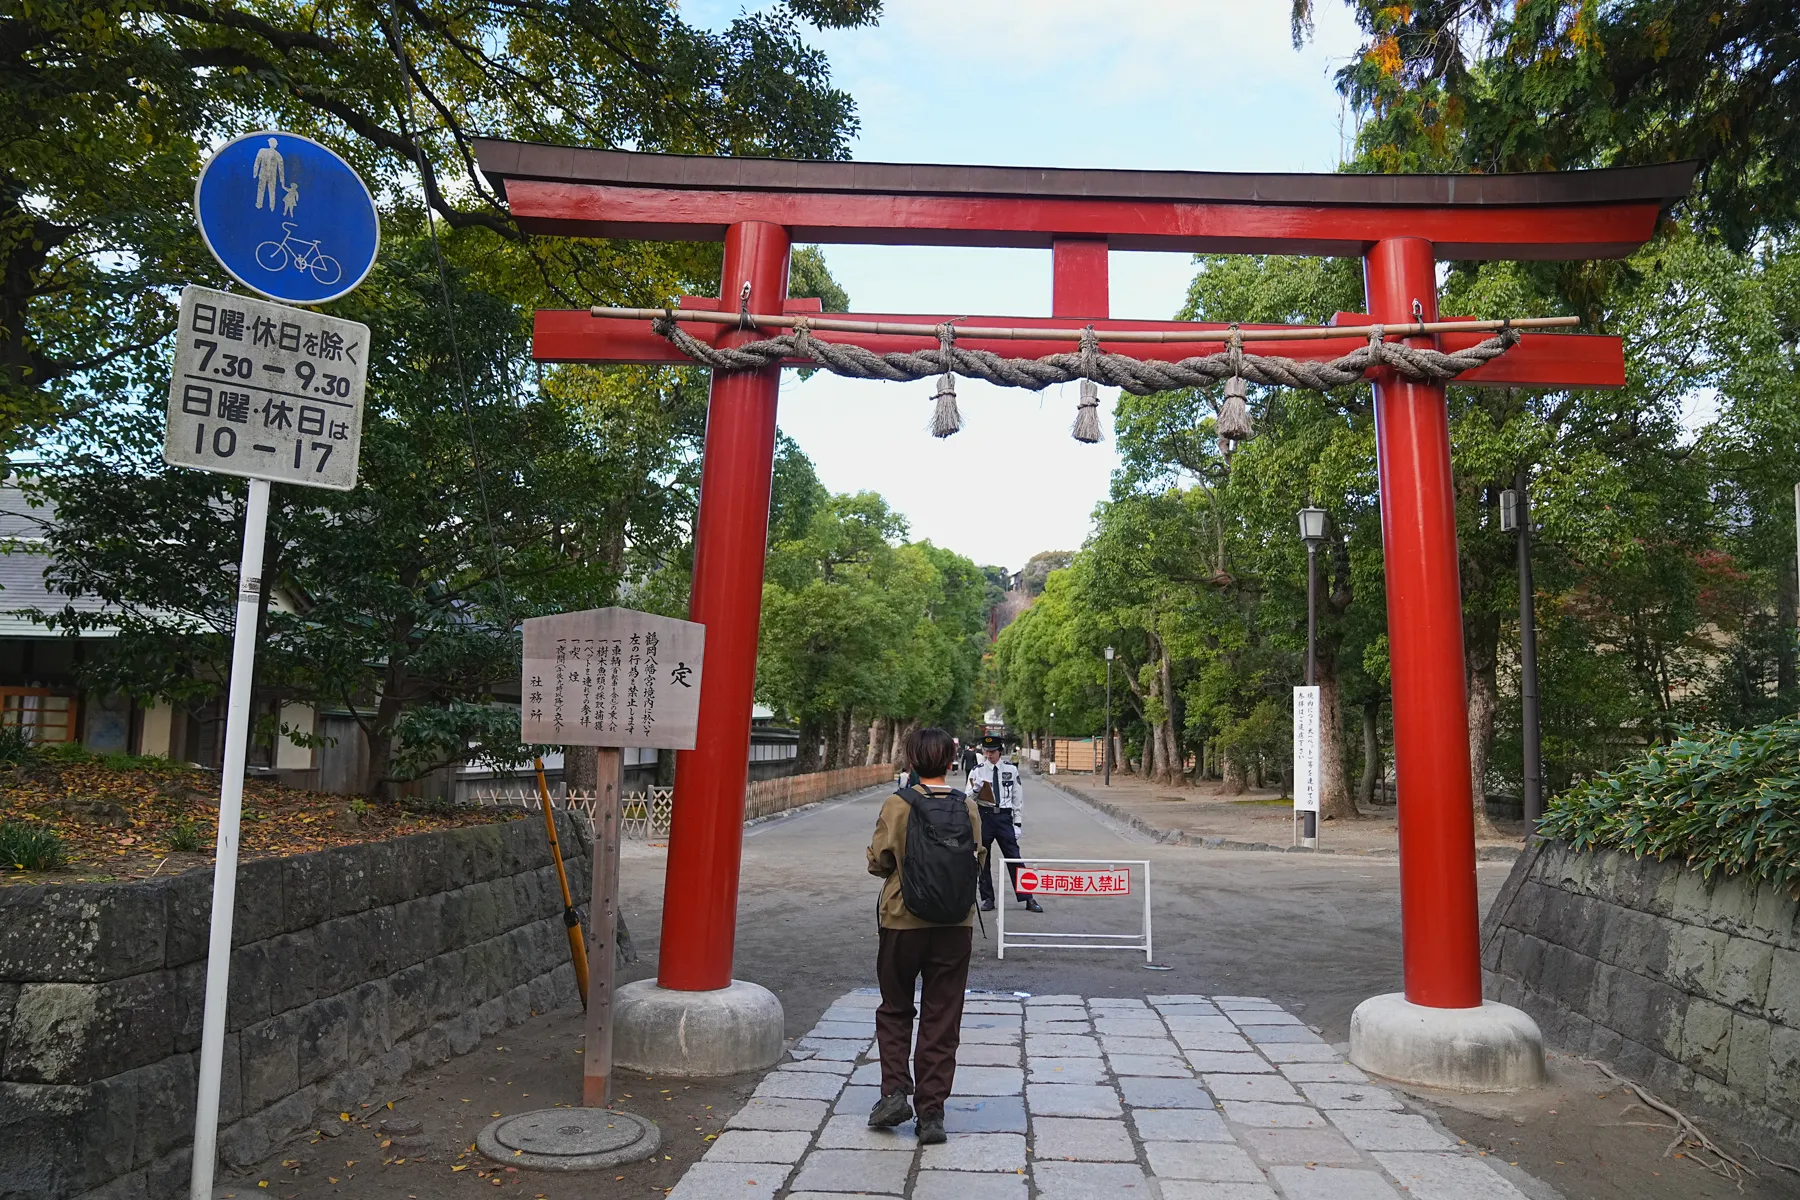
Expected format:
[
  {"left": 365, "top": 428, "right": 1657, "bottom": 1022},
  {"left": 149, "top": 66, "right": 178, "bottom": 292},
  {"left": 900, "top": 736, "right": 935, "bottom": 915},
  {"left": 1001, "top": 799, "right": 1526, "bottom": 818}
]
[{"left": 476, "top": 1108, "right": 661, "bottom": 1171}]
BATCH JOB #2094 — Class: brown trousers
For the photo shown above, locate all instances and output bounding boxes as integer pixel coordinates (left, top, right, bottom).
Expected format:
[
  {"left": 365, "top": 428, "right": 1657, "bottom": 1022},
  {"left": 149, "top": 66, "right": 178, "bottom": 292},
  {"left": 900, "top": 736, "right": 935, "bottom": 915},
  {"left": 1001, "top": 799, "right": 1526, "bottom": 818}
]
[{"left": 874, "top": 925, "right": 973, "bottom": 1117}]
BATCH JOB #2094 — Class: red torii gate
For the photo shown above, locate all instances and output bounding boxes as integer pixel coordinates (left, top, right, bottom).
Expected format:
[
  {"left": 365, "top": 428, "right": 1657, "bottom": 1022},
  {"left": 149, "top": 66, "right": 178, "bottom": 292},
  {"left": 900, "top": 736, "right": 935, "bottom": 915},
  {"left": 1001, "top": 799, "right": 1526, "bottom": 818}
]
[{"left": 474, "top": 140, "right": 1692, "bottom": 1082}]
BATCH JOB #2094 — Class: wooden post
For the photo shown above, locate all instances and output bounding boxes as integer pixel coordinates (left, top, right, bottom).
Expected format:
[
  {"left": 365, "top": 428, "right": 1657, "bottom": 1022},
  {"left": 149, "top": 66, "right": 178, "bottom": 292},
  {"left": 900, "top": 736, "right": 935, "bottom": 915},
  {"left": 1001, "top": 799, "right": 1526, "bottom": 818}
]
[{"left": 584, "top": 747, "right": 623, "bottom": 1107}]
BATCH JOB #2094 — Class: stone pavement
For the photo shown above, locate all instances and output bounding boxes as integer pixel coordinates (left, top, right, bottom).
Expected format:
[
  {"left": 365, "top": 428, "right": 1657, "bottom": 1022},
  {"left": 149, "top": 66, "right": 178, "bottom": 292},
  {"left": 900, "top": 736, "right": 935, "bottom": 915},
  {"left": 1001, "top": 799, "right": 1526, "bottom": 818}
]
[{"left": 668, "top": 990, "right": 1548, "bottom": 1200}]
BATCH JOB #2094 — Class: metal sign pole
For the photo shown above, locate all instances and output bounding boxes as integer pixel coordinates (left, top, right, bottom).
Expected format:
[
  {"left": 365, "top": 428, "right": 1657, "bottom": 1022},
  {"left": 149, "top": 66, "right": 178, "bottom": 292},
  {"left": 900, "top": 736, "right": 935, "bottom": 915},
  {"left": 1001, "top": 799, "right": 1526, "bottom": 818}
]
[{"left": 189, "top": 476, "right": 271, "bottom": 1200}]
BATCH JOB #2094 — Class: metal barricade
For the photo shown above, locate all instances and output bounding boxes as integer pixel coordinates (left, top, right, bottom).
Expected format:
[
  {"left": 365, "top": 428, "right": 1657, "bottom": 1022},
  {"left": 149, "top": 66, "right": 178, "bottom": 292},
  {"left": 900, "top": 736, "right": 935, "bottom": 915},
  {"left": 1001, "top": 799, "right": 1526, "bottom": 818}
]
[{"left": 995, "top": 857, "right": 1152, "bottom": 962}]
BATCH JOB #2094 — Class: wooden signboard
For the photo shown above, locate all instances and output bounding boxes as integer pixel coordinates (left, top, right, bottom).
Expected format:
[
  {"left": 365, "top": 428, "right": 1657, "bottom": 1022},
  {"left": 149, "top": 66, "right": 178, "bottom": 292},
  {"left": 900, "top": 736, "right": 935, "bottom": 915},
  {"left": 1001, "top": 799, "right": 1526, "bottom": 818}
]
[
  {"left": 519, "top": 607, "right": 704, "bottom": 1110},
  {"left": 521, "top": 608, "right": 704, "bottom": 750}
]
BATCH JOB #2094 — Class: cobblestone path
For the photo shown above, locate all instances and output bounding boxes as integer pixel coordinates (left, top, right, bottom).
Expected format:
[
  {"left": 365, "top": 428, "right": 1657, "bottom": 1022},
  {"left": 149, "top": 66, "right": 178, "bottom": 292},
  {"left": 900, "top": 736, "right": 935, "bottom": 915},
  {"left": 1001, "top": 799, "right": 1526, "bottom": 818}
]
[{"left": 667, "top": 990, "right": 1544, "bottom": 1199}]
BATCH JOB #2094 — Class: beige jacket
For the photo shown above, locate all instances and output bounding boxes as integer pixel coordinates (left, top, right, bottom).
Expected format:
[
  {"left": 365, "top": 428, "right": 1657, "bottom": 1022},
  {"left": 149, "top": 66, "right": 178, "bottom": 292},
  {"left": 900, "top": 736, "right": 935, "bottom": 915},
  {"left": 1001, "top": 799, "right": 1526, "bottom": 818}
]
[{"left": 865, "top": 787, "right": 986, "bottom": 929}]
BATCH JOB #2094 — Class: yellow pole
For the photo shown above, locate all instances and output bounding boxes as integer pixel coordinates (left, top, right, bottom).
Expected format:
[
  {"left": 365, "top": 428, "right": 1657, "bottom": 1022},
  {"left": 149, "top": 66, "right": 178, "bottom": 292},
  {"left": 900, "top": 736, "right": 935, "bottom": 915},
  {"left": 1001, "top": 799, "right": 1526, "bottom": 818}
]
[{"left": 535, "top": 757, "right": 589, "bottom": 1010}]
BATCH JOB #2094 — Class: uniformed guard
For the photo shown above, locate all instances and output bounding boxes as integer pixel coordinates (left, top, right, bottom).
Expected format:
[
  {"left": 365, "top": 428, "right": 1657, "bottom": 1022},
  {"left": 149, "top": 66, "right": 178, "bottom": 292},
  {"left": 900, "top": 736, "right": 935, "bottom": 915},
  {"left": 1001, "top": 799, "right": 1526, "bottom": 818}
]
[{"left": 969, "top": 735, "right": 1042, "bottom": 913}]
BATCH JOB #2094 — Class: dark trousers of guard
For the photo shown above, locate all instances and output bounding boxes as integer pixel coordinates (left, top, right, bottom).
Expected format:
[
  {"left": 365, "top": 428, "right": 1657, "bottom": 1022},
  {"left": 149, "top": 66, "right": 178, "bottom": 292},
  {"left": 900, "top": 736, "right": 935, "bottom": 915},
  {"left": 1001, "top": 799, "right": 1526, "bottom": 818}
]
[
  {"left": 874, "top": 926, "right": 973, "bottom": 1117},
  {"left": 977, "top": 806, "right": 1025, "bottom": 903}
]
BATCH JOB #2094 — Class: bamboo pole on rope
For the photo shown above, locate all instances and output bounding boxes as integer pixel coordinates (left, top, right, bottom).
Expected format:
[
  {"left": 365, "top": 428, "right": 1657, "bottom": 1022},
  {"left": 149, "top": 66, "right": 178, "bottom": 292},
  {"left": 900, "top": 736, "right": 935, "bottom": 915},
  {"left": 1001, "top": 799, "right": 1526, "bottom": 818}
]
[
  {"left": 588, "top": 306, "right": 1581, "bottom": 344},
  {"left": 534, "top": 756, "right": 590, "bottom": 1010}
]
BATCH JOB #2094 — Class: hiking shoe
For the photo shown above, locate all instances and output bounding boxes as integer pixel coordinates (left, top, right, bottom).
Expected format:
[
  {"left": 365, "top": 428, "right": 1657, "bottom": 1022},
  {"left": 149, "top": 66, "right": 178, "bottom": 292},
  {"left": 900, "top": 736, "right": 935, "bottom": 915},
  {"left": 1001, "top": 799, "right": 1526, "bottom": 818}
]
[
  {"left": 916, "top": 1114, "right": 947, "bottom": 1144},
  {"left": 978, "top": 898, "right": 996, "bottom": 912},
  {"left": 868, "top": 1091, "right": 913, "bottom": 1128},
  {"left": 1022, "top": 896, "right": 1045, "bottom": 914}
]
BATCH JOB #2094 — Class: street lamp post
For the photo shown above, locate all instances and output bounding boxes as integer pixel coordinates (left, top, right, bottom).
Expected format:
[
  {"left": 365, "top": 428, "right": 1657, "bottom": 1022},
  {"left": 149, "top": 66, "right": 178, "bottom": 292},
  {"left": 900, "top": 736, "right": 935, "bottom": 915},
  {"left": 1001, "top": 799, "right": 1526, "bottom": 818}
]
[
  {"left": 1104, "top": 645, "right": 1115, "bottom": 785},
  {"left": 1501, "top": 474, "right": 1543, "bottom": 831},
  {"left": 1298, "top": 507, "right": 1327, "bottom": 845}
]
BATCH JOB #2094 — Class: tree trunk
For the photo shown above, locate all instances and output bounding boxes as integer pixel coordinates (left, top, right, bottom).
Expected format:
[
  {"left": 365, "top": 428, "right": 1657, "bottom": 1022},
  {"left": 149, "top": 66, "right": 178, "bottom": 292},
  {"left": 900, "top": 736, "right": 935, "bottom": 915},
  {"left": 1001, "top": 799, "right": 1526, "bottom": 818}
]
[
  {"left": 565, "top": 745, "right": 598, "bottom": 795},
  {"left": 1113, "top": 729, "right": 1127, "bottom": 775},
  {"left": 1357, "top": 699, "right": 1381, "bottom": 808},
  {"left": 1316, "top": 663, "right": 1357, "bottom": 821},
  {"left": 848, "top": 713, "right": 870, "bottom": 768},
  {"left": 1779, "top": 555, "right": 1797, "bottom": 699},
  {"left": 797, "top": 715, "right": 826, "bottom": 774},
  {"left": 1157, "top": 636, "right": 1181, "bottom": 785},
  {"left": 1221, "top": 748, "right": 1246, "bottom": 795},
  {"left": 1466, "top": 608, "right": 1502, "bottom": 837}
]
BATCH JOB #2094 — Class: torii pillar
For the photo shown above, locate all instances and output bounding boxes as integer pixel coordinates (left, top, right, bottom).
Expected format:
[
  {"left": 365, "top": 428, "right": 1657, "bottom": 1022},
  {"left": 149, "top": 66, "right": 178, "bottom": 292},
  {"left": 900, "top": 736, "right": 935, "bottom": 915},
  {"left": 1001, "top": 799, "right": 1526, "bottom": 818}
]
[{"left": 475, "top": 139, "right": 1693, "bottom": 1086}]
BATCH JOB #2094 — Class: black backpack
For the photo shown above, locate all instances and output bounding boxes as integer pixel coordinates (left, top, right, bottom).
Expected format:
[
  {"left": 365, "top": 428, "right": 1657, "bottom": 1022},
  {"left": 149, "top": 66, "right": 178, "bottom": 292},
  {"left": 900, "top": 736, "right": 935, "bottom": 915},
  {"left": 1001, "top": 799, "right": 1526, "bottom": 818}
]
[{"left": 897, "top": 786, "right": 979, "bottom": 924}]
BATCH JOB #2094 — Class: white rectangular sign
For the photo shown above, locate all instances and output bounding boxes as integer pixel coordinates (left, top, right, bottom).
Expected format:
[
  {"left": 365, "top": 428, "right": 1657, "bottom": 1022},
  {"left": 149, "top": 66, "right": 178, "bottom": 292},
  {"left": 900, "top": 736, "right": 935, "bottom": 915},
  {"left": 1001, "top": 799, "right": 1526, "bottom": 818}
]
[
  {"left": 165, "top": 285, "right": 367, "bottom": 491},
  {"left": 521, "top": 608, "right": 705, "bottom": 750},
  {"left": 1015, "top": 866, "right": 1132, "bottom": 896},
  {"left": 1293, "top": 685, "right": 1320, "bottom": 813}
]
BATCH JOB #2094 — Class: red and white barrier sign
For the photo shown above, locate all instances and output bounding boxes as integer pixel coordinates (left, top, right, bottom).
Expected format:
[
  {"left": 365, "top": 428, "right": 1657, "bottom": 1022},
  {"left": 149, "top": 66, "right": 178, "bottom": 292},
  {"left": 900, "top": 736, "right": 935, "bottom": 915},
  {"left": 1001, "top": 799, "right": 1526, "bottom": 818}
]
[{"left": 1015, "top": 867, "right": 1132, "bottom": 896}]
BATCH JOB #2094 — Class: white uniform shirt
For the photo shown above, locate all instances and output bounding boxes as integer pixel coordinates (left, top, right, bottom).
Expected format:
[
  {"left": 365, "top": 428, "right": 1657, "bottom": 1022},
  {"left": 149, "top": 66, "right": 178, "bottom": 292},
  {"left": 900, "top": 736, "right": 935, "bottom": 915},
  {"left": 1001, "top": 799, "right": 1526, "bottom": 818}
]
[{"left": 968, "top": 758, "right": 1024, "bottom": 817}]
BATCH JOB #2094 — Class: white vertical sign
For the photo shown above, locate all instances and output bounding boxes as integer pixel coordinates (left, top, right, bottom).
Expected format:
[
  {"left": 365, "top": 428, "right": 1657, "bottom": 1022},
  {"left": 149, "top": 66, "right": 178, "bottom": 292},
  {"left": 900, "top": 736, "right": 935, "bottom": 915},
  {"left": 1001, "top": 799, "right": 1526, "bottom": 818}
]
[{"left": 1293, "top": 686, "right": 1320, "bottom": 814}]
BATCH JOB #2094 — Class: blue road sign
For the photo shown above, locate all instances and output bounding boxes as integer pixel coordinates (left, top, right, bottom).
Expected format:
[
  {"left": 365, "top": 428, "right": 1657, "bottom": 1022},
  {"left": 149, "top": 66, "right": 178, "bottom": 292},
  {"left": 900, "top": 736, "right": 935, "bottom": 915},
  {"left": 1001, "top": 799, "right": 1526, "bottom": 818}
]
[{"left": 194, "top": 131, "right": 379, "bottom": 305}]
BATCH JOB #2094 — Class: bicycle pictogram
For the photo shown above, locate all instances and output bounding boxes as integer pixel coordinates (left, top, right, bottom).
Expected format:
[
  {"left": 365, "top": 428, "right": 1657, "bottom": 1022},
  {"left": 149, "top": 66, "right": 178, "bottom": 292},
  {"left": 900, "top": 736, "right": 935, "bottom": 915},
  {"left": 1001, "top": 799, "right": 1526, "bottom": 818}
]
[{"left": 254, "top": 223, "right": 343, "bottom": 286}]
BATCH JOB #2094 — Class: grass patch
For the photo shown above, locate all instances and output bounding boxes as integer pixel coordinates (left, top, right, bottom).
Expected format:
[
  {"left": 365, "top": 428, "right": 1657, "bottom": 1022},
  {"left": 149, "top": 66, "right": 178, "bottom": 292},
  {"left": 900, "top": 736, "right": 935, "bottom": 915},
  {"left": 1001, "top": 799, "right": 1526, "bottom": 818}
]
[
  {"left": 166, "top": 817, "right": 207, "bottom": 853},
  {"left": 0, "top": 819, "right": 68, "bottom": 871}
]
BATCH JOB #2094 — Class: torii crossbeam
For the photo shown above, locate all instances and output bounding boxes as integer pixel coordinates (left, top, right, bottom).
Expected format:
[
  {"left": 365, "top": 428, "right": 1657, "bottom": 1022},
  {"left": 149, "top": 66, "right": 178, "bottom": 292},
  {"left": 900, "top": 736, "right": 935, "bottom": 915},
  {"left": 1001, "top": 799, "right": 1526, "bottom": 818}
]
[{"left": 475, "top": 139, "right": 1693, "bottom": 1085}]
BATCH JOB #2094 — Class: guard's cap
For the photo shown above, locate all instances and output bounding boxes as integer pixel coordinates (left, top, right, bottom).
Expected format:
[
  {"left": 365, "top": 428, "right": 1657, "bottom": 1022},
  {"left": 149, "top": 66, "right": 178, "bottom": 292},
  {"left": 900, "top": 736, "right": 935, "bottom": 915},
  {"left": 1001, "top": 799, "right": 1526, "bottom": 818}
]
[{"left": 978, "top": 735, "right": 1005, "bottom": 751}]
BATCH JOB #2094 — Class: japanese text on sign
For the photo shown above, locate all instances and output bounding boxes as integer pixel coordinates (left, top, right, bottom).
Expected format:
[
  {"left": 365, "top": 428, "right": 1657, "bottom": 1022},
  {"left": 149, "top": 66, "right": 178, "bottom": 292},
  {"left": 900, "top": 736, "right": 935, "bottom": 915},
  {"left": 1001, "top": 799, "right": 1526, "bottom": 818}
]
[
  {"left": 164, "top": 285, "right": 367, "bottom": 491},
  {"left": 1015, "top": 868, "right": 1132, "bottom": 896},
  {"left": 1293, "top": 685, "right": 1321, "bottom": 814},
  {"left": 521, "top": 608, "right": 704, "bottom": 751}
]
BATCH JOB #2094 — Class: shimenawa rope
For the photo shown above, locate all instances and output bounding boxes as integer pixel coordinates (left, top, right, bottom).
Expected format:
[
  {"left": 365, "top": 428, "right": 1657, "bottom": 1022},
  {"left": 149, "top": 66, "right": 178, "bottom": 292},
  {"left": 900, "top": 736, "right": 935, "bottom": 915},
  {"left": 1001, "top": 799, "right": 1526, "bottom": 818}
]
[{"left": 651, "top": 314, "right": 1522, "bottom": 443}]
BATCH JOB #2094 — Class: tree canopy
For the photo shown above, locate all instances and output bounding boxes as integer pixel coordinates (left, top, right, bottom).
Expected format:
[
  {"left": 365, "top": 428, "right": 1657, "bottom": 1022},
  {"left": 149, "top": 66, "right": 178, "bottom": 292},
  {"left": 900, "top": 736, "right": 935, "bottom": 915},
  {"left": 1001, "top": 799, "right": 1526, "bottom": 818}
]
[
  {"left": 7, "top": 0, "right": 892, "bottom": 791},
  {"left": 3, "top": 0, "right": 880, "bottom": 447},
  {"left": 758, "top": 492, "right": 989, "bottom": 770}
]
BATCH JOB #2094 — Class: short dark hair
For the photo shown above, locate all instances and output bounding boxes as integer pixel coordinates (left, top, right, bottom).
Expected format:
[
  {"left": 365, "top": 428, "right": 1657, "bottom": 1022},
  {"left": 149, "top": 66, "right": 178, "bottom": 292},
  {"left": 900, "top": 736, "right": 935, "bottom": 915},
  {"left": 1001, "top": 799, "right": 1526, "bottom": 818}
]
[{"left": 903, "top": 727, "right": 956, "bottom": 778}]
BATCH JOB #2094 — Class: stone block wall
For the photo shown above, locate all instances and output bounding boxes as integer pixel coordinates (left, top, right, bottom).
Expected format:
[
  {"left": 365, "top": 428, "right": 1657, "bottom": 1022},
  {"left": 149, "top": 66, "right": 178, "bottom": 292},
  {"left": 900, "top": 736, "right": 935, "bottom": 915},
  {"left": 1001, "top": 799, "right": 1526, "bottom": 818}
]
[
  {"left": 1482, "top": 840, "right": 1800, "bottom": 1161},
  {"left": 0, "top": 814, "right": 590, "bottom": 1200}
]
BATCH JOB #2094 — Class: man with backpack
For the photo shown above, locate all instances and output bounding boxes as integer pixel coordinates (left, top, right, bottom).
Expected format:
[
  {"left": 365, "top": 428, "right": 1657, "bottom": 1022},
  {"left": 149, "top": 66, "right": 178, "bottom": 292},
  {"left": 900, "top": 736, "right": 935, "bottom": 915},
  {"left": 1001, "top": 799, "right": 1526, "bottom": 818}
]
[
  {"left": 968, "top": 735, "right": 1044, "bottom": 914},
  {"left": 864, "top": 726, "right": 984, "bottom": 1145}
]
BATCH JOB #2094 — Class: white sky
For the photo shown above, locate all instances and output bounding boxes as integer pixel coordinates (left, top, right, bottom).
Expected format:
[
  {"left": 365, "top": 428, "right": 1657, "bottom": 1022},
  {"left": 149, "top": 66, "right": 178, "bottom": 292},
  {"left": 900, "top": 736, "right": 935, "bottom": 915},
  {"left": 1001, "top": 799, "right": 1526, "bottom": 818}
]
[{"left": 683, "top": 1, "right": 1366, "bottom": 571}]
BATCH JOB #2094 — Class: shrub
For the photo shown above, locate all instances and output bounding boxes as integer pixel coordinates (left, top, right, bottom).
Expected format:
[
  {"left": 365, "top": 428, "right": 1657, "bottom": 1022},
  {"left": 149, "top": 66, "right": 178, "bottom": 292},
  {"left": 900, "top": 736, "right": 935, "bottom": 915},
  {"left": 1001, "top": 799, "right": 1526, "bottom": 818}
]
[
  {"left": 1539, "top": 716, "right": 1800, "bottom": 897},
  {"left": 0, "top": 820, "right": 68, "bottom": 871},
  {"left": 167, "top": 817, "right": 207, "bottom": 853},
  {"left": 0, "top": 724, "right": 37, "bottom": 768}
]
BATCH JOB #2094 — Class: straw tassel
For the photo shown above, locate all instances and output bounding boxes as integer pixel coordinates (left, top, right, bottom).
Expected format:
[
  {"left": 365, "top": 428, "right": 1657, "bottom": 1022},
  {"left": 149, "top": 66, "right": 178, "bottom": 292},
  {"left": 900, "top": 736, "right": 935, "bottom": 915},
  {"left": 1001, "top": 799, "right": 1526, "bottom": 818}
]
[
  {"left": 930, "top": 323, "right": 962, "bottom": 438},
  {"left": 1073, "top": 378, "right": 1103, "bottom": 443},
  {"left": 1216, "top": 324, "right": 1253, "bottom": 442},
  {"left": 1218, "top": 376, "right": 1253, "bottom": 441},
  {"left": 1071, "top": 327, "right": 1104, "bottom": 443}
]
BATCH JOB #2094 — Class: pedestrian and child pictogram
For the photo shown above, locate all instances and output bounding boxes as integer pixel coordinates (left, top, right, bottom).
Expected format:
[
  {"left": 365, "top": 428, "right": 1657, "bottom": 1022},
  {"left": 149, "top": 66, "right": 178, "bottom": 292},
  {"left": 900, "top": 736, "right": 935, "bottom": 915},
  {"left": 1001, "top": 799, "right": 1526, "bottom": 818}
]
[{"left": 194, "top": 131, "right": 379, "bottom": 304}]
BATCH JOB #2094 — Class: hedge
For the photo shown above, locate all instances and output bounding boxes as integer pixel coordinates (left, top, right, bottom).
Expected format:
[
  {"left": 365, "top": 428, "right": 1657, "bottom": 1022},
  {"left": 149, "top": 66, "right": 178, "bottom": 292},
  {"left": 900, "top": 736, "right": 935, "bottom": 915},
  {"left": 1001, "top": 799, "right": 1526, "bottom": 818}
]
[{"left": 1538, "top": 716, "right": 1800, "bottom": 897}]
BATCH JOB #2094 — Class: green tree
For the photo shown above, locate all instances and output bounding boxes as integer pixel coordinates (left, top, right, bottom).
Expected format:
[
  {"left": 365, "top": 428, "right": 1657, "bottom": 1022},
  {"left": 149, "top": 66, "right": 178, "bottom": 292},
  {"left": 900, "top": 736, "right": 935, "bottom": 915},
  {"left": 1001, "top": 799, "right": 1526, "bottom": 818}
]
[
  {"left": 2, "top": 0, "right": 878, "bottom": 448},
  {"left": 27, "top": 241, "right": 630, "bottom": 794},
  {"left": 1297, "top": 0, "right": 1800, "bottom": 245},
  {"left": 758, "top": 493, "right": 986, "bottom": 769}
]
